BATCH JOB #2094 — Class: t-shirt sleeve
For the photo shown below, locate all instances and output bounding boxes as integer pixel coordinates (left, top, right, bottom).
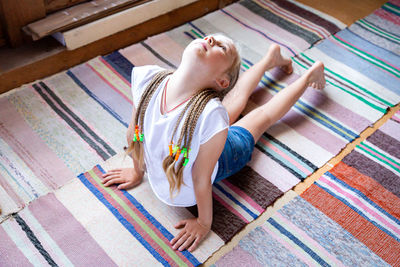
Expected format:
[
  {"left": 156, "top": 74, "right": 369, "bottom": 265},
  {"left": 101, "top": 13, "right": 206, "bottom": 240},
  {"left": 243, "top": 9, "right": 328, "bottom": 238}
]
[
  {"left": 131, "top": 65, "right": 165, "bottom": 108},
  {"left": 198, "top": 100, "right": 230, "bottom": 145}
]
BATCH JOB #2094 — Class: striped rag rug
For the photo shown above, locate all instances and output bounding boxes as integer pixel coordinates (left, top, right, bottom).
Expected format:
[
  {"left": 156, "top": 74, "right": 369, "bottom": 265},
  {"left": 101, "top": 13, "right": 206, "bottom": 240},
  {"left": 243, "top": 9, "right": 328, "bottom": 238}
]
[
  {"left": 0, "top": 0, "right": 344, "bottom": 223},
  {"left": 215, "top": 110, "right": 400, "bottom": 267},
  {"left": 0, "top": 0, "right": 398, "bottom": 265}
]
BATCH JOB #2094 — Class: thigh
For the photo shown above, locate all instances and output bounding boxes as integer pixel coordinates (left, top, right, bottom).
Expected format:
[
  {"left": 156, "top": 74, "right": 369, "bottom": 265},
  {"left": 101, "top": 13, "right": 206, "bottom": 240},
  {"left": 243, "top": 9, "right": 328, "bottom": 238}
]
[
  {"left": 214, "top": 126, "right": 255, "bottom": 183},
  {"left": 232, "top": 104, "right": 273, "bottom": 143}
]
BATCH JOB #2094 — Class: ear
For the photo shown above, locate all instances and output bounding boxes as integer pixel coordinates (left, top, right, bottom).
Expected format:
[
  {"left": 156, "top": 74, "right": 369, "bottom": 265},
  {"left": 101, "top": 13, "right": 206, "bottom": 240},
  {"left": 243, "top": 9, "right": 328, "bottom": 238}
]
[{"left": 216, "top": 75, "right": 230, "bottom": 89}]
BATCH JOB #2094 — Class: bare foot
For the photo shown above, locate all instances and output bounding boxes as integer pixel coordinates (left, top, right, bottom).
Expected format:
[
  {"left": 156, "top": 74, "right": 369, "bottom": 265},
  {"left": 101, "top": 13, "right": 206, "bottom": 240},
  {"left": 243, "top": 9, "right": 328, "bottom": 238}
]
[
  {"left": 267, "top": 44, "right": 293, "bottom": 74},
  {"left": 102, "top": 168, "right": 143, "bottom": 190},
  {"left": 305, "top": 61, "right": 326, "bottom": 90}
]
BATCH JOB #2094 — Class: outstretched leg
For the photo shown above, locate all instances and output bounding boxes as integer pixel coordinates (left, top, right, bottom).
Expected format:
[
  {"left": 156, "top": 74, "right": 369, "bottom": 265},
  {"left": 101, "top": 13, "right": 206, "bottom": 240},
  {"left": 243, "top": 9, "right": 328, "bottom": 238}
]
[
  {"left": 223, "top": 44, "right": 293, "bottom": 124},
  {"left": 234, "top": 61, "right": 326, "bottom": 142}
]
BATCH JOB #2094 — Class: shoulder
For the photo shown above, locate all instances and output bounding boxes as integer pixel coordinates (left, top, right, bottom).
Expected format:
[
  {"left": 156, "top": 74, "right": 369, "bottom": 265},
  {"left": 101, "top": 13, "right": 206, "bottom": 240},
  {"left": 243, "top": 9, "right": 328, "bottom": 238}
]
[
  {"left": 131, "top": 65, "right": 166, "bottom": 108},
  {"left": 131, "top": 65, "right": 165, "bottom": 87},
  {"left": 202, "top": 98, "right": 229, "bottom": 122},
  {"left": 197, "top": 97, "right": 229, "bottom": 144}
]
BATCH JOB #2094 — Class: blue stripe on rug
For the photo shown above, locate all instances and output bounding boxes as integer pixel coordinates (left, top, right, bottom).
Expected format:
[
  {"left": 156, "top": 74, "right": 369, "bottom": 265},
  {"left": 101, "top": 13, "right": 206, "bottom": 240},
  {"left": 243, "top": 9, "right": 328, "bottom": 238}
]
[
  {"left": 77, "top": 171, "right": 169, "bottom": 266},
  {"left": 315, "top": 181, "right": 400, "bottom": 242},
  {"left": 95, "top": 165, "right": 201, "bottom": 266},
  {"left": 67, "top": 70, "right": 129, "bottom": 128},
  {"left": 268, "top": 217, "right": 330, "bottom": 267}
]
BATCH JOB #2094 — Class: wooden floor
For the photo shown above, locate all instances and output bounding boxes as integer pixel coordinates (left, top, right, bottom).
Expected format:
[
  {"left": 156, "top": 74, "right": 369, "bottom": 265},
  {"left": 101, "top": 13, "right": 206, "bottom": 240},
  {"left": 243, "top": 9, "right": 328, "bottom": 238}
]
[
  {"left": 0, "top": 0, "right": 388, "bottom": 94},
  {"left": 296, "top": 0, "right": 387, "bottom": 25},
  {"left": 0, "top": 0, "right": 224, "bottom": 94}
]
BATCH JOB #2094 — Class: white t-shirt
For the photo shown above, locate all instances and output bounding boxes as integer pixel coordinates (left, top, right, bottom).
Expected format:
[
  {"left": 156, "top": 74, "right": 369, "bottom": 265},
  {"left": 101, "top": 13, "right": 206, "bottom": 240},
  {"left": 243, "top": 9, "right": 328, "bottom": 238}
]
[{"left": 131, "top": 65, "right": 229, "bottom": 207}]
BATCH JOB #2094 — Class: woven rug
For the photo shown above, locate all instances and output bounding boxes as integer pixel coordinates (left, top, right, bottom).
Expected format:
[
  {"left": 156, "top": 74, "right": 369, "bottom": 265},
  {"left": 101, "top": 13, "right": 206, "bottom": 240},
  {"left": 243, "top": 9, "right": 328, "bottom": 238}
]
[
  {"left": 215, "top": 110, "right": 400, "bottom": 266},
  {"left": 0, "top": 0, "right": 344, "bottom": 222}
]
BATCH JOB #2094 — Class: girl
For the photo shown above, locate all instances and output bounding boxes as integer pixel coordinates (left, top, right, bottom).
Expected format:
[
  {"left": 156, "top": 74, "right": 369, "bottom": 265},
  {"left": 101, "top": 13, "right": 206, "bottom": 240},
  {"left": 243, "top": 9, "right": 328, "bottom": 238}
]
[{"left": 102, "top": 34, "right": 325, "bottom": 252}]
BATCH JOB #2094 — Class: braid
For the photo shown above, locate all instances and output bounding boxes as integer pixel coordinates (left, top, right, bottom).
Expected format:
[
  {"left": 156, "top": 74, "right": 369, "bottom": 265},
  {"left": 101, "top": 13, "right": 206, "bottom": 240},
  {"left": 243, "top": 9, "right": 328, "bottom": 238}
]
[
  {"left": 126, "top": 69, "right": 222, "bottom": 200},
  {"left": 163, "top": 88, "right": 222, "bottom": 198},
  {"left": 127, "top": 70, "right": 173, "bottom": 169}
]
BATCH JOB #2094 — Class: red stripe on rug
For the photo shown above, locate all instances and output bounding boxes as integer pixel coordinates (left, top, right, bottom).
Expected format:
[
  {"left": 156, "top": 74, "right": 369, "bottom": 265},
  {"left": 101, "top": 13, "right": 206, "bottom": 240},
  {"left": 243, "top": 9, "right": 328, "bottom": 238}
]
[
  {"left": 331, "top": 162, "right": 400, "bottom": 219},
  {"left": 99, "top": 57, "right": 131, "bottom": 87},
  {"left": 86, "top": 63, "right": 133, "bottom": 105},
  {"left": 302, "top": 184, "right": 400, "bottom": 266},
  {"left": 83, "top": 172, "right": 176, "bottom": 264},
  {"left": 374, "top": 8, "right": 400, "bottom": 25}
]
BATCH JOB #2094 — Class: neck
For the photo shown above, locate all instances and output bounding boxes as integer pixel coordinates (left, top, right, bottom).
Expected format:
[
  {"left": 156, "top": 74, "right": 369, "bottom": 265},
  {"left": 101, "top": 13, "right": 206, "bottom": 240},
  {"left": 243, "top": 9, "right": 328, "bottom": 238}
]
[
  {"left": 166, "top": 66, "right": 211, "bottom": 106},
  {"left": 167, "top": 67, "right": 209, "bottom": 100}
]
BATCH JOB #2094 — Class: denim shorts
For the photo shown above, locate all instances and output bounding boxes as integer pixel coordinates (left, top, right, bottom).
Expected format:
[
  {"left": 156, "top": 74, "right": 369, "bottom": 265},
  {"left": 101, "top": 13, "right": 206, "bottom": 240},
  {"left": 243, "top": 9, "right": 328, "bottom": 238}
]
[{"left": 214, "top": 126, "right": 255, "bottom": 183}]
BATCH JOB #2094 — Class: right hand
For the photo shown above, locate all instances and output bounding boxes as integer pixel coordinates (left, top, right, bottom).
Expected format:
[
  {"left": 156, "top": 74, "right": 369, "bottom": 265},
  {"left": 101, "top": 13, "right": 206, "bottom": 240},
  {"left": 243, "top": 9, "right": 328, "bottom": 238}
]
[{"left": 101, "top": 168, "right": 143, "bottom": 190}]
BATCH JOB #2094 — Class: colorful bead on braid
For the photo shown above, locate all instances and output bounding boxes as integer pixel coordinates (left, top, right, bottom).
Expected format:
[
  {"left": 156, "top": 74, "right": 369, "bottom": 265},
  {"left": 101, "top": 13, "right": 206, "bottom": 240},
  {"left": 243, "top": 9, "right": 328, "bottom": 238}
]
[
  {"left": 133, "top": 125, "right": 144, "bottom": 142},
  {"left": 169, "top": 144, "right": 191, "bottom": 165}
]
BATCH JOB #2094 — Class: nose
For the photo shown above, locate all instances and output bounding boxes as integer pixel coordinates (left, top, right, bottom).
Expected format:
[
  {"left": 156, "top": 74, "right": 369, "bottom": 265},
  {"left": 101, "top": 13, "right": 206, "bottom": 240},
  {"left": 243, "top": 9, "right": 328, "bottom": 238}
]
[{"left": 204, "top": 36, "right": 215, "bottom": 46}]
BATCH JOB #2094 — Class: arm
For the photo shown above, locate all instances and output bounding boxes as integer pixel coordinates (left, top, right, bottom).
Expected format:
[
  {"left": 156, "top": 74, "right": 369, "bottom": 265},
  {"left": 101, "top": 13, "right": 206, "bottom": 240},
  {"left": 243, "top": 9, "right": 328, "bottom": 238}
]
[
  {"left": 170, "top": 128, "right": 228, "bottom": 252},
  {"left": 102, "top": 105, "right": 144, "bottom": 189}
]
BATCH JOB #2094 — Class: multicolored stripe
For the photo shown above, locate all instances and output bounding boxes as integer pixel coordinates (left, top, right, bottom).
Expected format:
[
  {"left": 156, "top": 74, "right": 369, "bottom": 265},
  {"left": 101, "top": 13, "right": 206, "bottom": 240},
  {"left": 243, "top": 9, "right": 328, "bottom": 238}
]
[
  {"left": 382, "top": 1, "right": 400, "bottom": 17},
  {"left": 293, "top": 53, "right": 392, "bottom": 112},
  {"left": 78, "top": 165, "right": 200, "bottom": 267},
  {"left": 355, "top": 18, "right": 400, "bottom": 44},
  {"left": 355, "top": 140, "right": 400, "bottom": 175},
  {"left": 316, "top": 172, "right": 400, "bottom": 242},
  {"left": 256, "top": 133, "right": 317, "bottom": 180},
  {"left": 330, "top": 34, "right": 400, "bottom": 79}
]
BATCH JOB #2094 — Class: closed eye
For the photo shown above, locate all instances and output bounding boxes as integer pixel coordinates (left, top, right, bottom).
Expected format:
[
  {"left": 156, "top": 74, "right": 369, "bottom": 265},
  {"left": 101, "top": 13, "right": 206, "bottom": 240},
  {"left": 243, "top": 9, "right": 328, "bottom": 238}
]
[{"left": 216, "top": 42, "right": 227, "bottom": 52}]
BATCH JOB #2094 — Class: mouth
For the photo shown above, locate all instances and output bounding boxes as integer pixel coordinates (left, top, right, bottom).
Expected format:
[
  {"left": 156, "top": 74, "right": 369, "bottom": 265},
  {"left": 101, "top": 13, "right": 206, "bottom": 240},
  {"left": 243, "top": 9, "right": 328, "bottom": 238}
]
[{"left": 201, "top": 42, "right": 207, "bottom": 52}]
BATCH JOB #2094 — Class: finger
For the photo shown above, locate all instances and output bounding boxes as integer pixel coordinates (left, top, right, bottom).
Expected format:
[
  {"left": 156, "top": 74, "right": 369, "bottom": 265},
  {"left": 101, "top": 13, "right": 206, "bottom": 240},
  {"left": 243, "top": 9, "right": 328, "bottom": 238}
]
[
  {"left": 179, "top": 235, "right": 195, "bottom": 251},
  {"left": 101, "top": 175, "right": 120, "bottom": 184},
  {"left": 173, "top": 233, "right": 189, "bottom": 250},
  {"left": 102, "top": 170, "right": 121, "bottom": 178},
  {"left": 188, "top": 236, "right": 201, "bottom": 252},
  {"left": 104, "top": 178, "right": 124, "bottom": 187},
  {"left": 118, "top": 182, "right": 135, "bottom": 190},
  {"left": 174, "top": 220, "right": 186, "bottom": 229},
  {"left": 170, "top": 229, "right": 186, "bottom": 246}
]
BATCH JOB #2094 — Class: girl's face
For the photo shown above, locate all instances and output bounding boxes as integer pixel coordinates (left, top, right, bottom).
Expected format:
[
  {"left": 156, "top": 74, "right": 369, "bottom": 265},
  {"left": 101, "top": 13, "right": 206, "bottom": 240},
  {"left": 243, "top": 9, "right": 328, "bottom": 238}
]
[{"left": 181, "top": 35, "right": 237, "bottom": 89}]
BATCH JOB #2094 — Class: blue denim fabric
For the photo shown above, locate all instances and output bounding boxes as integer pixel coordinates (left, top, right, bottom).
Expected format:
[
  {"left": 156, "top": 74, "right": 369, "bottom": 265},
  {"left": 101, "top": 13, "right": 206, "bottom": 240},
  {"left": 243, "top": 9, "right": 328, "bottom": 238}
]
[{"left": 214, "top": 126, "right": 255, "bottom": 183}]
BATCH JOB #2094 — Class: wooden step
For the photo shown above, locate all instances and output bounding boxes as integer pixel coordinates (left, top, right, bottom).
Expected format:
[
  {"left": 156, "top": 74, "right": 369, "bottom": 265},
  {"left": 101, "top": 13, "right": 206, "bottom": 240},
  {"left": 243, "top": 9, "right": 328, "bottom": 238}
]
[{"left": 0, "top": 0, "right": 232, "bottom": 94}]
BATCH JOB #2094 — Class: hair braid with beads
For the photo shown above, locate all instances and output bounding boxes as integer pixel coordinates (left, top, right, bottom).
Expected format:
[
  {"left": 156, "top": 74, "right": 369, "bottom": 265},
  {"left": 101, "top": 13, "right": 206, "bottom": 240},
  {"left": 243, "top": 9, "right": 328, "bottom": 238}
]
[
  {"left": 128, "top": 35, "right": 241, "bottom": 199},
  {"left": 126, "top": 69, "right": 222, "bottom": 199}
]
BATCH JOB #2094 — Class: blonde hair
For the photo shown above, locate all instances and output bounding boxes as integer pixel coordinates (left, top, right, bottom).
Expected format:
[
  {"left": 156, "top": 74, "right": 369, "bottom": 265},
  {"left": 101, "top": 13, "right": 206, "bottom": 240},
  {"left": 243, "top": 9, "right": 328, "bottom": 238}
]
[{"left": 127, "top": 38, "right": 241, "bottom": 198}]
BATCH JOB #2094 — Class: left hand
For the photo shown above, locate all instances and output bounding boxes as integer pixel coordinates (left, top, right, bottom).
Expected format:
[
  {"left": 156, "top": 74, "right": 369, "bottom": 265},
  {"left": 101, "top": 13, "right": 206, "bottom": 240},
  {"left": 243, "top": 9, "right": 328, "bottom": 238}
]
[{"left": 170, "top": 218, "right": 210, "bottom": 252}]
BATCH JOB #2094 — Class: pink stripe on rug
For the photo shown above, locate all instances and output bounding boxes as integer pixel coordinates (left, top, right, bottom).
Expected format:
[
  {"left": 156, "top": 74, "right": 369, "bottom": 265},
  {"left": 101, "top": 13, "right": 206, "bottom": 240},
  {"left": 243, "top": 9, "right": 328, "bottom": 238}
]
[
  {"left": 249, "top": 149, "right": 300, "bottom": 192},
  {"left": 268, "top": 67, "right": 372, "bottom": 133},
  {"left": 0, "top": 227, "right": 32, "bottom": 266},
  {"left": 259, "top": 0, "right": 329, "bottom": 37},
  {"left": 261, "top": 224, "right": 314, "bottom": 266},
  {"left": 360, "top": 143, "right": 400, "bottom": 169},
  {"left": 87, "top": 63, "right": 133, "bottom": 105},
  {"left": 0, "top": 98, "right": 74, "bottom": 189},
  {"left": 319, "top": 175, "right": 400, "bottom": 236},
  {"left": 274, "top": 213, "right": 344, "bottom": 266},
  {"left": 374, "top": 8, "right": 400, "bottom": 25},
  {"left": 262, "top": 139, "right": 312, "bottom": 176},
  {"left": 143, "top": 33, "right": 184, "bottom": 66},
  {"left": 250, "top": 87, "right": 347, "bottom": 154},
  {"left": 28, "top": 193, "right": 117, "bottom": 266},
  {"left": 221, "top": 180, "right": 264, "bottom": 213},
  {"left": 227, "top": 4, "right": 308, "bottom": 54},
  {"left": 99, "top": 57, "right": 131, "bottom": 86},
  {"left": 332, "top": 34, "right": 400, "bottom": 71},
  {"left": 216, "top": 245, "right": 264, "bottom": 267}
]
